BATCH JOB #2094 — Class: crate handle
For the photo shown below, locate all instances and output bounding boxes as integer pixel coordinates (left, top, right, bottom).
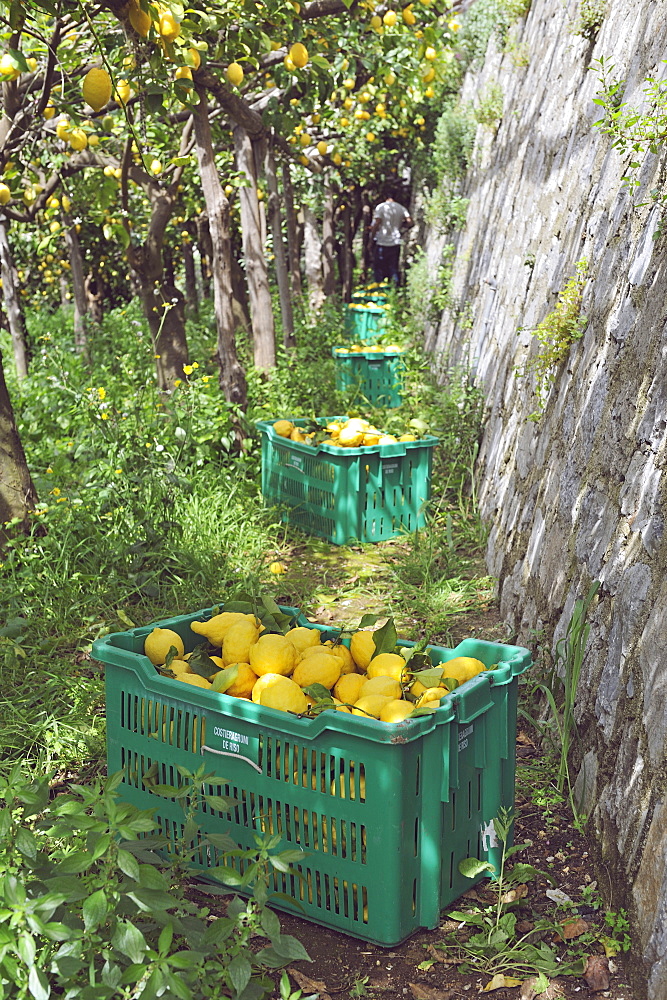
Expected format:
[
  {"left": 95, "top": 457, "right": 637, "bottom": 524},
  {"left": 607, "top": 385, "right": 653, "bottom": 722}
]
[{"left": 201, "top": 744, "right": 263, "bottom": 773}]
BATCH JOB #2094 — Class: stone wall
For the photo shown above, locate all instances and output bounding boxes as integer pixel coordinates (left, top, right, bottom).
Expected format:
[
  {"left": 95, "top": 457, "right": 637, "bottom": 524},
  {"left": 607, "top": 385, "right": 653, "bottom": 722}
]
[{"left": 423, "top": 1, "right": 667, "bottom": 996}]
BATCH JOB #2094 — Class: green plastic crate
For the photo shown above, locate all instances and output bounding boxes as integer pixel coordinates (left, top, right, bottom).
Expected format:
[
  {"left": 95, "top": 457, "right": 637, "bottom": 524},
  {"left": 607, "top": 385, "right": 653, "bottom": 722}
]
[
  {"left": 257, "top": 418, "right": 436, "bottom": 544},
  {"left": 92, "top": 605, "right": 532, "bottom": 947},
  {"left": 344, "top": 303, "right": 386, "bottom": 342},
  {"left": 332, "top": 347, "right": 404, "bottom": 407}
]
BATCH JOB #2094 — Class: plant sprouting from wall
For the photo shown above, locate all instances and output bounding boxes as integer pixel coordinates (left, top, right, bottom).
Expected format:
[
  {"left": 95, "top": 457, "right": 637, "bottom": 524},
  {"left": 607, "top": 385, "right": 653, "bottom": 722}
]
[
  {"left": 575, "top": 0, "right": 606, "bottom": 39},
  {"left": 456, "top": 0, "right": 531, "bottom": 68},
  {"left": 474, "top": 83, "right": 504, "bottom": 131},
  {"left": 433, "top": 103, "right": 477, "bottom": 181},
  {"left": 406, "top": 245, "right": 455, "bottom": 329},
  {"left": 517, "top": 259, "right": 588, "bottom": 420},
  {"left": 424, "top": 189, "right": 470, "bottom": 234},
  {"left": 592, "top": 56, "right": 667, "bottom": 177}
]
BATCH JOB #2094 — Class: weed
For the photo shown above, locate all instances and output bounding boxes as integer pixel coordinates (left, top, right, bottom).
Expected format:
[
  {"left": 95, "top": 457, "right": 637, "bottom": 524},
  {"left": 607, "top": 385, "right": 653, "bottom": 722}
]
[
  {"left": 437, "top": 807, "right": 585, "bottom": 978},
  {"left": 349, "top": 975, "right": 370, "bottom": 998},
  {"left": 575, "top": 0, "right": 606, "bottom": 38},
  {"left": 474, "top": 83, "right": 504, "bottom": 130},
  {"left": 516, "top": 259, "right": 588, "bottom": 420}
]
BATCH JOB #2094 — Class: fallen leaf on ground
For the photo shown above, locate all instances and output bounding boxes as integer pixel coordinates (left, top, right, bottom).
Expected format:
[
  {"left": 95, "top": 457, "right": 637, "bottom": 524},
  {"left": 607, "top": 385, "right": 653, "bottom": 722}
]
[
  {"left": 409, "top": 984, "right": 454, "bottom": 999},
  {"left": 425, "top": 944, "right": 460, "bottom": 965},
  {"left": 287, "top": 967, "right": 332, "bottom": 1000},
  {"left": 520, "top": 976, "right": 564, "bottom": 1000},
  {"left": 582, "top": 954, "right": 611, "bottom": 991},
  {"left": 483, "top": 973, "right": 522, "bottom": 991},
  {"left": 516, "top": 731, "right": 535, "bottom": 745},
  {"left": 516, "top": 919, "right": 535, "bottom": 933},
  {"left": 554, "top": 916, "right": 589, "bottom": 941},
  {"left": 501, "top": 883, "right": 528, "bottom": 903}
]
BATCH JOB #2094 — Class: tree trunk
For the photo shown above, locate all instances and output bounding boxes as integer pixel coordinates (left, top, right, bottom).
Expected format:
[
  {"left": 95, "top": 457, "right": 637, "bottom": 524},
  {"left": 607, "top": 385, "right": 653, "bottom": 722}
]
[
  {"left": 126, "top": 182, "right": 189, "bottom": 390},
  {"left": 63, "top": 213, "right": 90, "bottom": 359},
  {"left": 85, "top": 270, "right": 105, "bottom": 325},
  {"left": 193, "top": 89, "right": 247, "bottom": 409},
  {"left": 265, "top": 140, "right": 295, "bottom": 349},
  {"left": 196, "top": 212, "right": 213, "bottom": 299},
  {"left": 340, "top": 199, "right": 354, "bottom": 302},
  {"left": 303, "top": 205, "right": 325, "bottom": 313},
  {"left": 0, "top": 220, "right": 29, "bottom": 379},
  {"left": 322, "top": 184, "right": 336, "bottom": 298},
  {"left": 234, "top": 125, "right": 275, "bottom": 369},
  {"left": 0, "top": 350, "right": 38, "bottom": 547},
  {"left": 361, "top": 200, "right": 373, "bottom": 282},
  {"left": 282, "top": 161, "right": 303, "bottom": 300},
  {"left": 182, "top": 231, "right": 199, "bottom": 316}
]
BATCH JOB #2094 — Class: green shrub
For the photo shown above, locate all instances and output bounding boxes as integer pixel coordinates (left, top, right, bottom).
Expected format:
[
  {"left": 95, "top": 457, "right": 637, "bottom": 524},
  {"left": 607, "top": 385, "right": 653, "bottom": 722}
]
[
  {"left": 575, "top": 0, "right": 606, "bottom": 39},
  {"left": 0, "top": 763, "right": 310, "bottom": 1000}
]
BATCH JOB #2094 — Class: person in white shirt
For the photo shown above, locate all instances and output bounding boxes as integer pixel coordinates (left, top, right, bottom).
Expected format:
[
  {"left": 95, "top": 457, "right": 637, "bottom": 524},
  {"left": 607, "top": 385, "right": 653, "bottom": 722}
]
[{"left": 369, "top": 189, "right": 413, "bottom": 285}]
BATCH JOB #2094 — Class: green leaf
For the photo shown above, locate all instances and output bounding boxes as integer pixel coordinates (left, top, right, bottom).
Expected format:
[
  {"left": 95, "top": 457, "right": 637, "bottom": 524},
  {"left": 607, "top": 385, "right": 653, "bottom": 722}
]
[
  {"left": 301, "top": 683, "right": 332, "bottom": 702},
  {"left": 15, "top": 828, "right": 38, "bottom": 859},
  {"left": 211, "top": 664, "right": 239, "bottom": 692},
  {"left": 18, "top": 931, "right": 36, "bottom": 966},
  {"left": 188, "top": 646, "right": 221, "bottom": 678},
  {"left": 228, "top": 954, "right": 252, "bottom": 995},
  {"left": 82, "top": 889, "right": 107, "bottom": 931},
  {"left": 116, "top": 848, "right": 141, "bottom": 881},
  {"left": 28, "top": 967, "right": 50, "bottom": 1000},
  {"left": 458, "top": 856, "right": 496, "bottom": 879},
  {"left": 167, "top": 950, "right": 205, "bottom": 969},
  {"left": 270, "top": 933, "right": 311, "bottom": 962},
  {"left": 260, "top": 907, "right": 281, "bottom": 940},
  {"left": 111, "top": 921, "right": 148, "bottom": 964},
  {"left": 55, "top": 851, "right": 93, "bottom": 874}
]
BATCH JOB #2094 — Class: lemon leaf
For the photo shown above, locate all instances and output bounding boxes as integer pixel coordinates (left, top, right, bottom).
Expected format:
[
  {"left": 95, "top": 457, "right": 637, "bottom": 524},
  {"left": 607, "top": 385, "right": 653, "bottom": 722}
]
[
  {"left": 188, "top": 647, "right": 220, "bottom": 678},
  {"left": 211, "top": 665, "right": 239, "bottom": 693}
]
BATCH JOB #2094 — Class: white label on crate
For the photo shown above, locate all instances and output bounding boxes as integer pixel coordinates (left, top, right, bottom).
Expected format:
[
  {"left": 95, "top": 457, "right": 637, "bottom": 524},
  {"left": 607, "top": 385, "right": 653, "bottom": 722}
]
[
  {"left": 382, "top": 460, "right": 399, "bottom": 475},
  {"left": 204, "top": 725, "right": 261, "bottom": 771},
  {"left": 458, "top": 723, "right": 473, "bottom": 753},
  {"left": 287, "top": 453, "right": 304, "bottom": 471}
]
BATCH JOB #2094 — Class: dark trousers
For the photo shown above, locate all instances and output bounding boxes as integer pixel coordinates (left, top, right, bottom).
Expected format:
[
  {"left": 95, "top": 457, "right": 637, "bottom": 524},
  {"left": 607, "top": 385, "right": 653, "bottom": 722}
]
[{"left": 373, "top": 243, "right": 401, "bottom": 284}]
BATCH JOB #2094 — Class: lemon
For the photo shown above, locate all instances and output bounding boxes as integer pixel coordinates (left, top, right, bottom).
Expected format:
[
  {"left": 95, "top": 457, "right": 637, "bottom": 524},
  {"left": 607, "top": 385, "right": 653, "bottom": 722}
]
[
  {"left": 317, "top": 140, "right": 328, "bottom": 155},
  {"left": 56, "top": 116, "right": 71, "bottom": 140},
  {"left": 334, "top": 672, "right": 366, "bottom": 704},
  {"left": 379, "top": 699, "right": 415, "bottom": 723},
  {"left": 168, "top": 658, "right": 191, "bottom": 674},
  {"left": 290, "top": 427, "right": 307, "bottom": 442},
  {"left": 299, "top": 643, "right": 337, "bottom": 662},
  {"left": 252, "top": 672, "right": 285, "bottom": 703},
  {"left": 0, "top": 54, "right": 19, "bottom": 80},
  {"left": 416, "top": 687, "right": 444, "bottom": 706},
  {"left": 191, "top": 612, "right": 251, "bottom": 647},
  {"left": 286, "top": 626, "right": 322, "bottom": 653},
  {"left": 338, "top": 426, "right": 364, "bottom": 447},
  {"left": 0, "top": 183, "right": 10, "bottom": 205},
  {"left": 68, "top": 129, "right": 88, "bottom": 151},
  {"left": 115, "top": 80, "right": 131, "bottom": 104},
  {"left": 144, "top": 627, "right": 184, "bottom": 665},
  {"left": 350, "top": 629, "right": 376, "bottom": 670},
  {"left": 424, "top": 45, "right": 437, "bottom": 60},
  {"left": 359, "top": 675, "right": 402, "bottom": 700},
  {"left": 178, "top": 673, "right": 211, "bottom": 689},
  {"left": 332, "top": 698, "right": 352, "bottom": 713},
  {"left": 378, "top": 434, "right": 398, "bottom": 444},
  {"left": 43, "top": 103, "right": 55, "bottom": 119},
  {"left": 330, "top": 643, "right": 355, "bottom": 674},
  {"left": 187, "top": 47, "right": 201, "bottom": 70},
  {"left": 289, "top": 42, "right": 309, "bottom": 67},
  {"left": 352, "top": 694, "right": 393, "bottom": 718},
  {"left": 226, "top": 62, "right": 244, "bottom": 86},
  {"left": 269, "top": 561, "right": 287, "bottom": 574},
  {"left": 441, "top": 656, "right": 486, "bottom": 684},
  {"left": 175, "top": 66, "right": 192, "bottom": 80},
  {"left": 383, "top": 10, "right": 397, "bottom": 25},
  {"left": 273, "top": 419, "right": 294, "bottom": 437},
  {"left": 258, "top": 675, "right": 308, "bottom": 713},
  {"left": 292, "top": 652, "right": 341, "bottom": 690},
  {"left": 366, "top": 652, "right": 407, "bottom": 682},
  {"left": 158, "top": 10, "right": 180, "bottom": 40},
  {"left": 214, "top": 662, "right": 258, "bottom": 698},
  {"left": 402, "top": 6, "right": 416, "bottom": 25},
  {"left": 222, "top": 618, "right": 260, "bottom": 665},
  {"left": 82, "top": 67, "right": 112, "bottom": 111},
  {"left": 128, "top": 1, "right": 152, "bottom": 36},
  {"left": 249, "top": 633, "right": 298, "bottom": 676}
]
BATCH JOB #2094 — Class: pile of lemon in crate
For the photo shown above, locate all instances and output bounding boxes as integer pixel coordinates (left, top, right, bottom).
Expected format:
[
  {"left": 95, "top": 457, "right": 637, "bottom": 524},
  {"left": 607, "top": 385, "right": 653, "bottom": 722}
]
[
  {"left": 142, "top": 608, "right": 488, "bottom": 724},
  {"left": 272, "top": 415, "right": 428, "bottom": 448}
]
